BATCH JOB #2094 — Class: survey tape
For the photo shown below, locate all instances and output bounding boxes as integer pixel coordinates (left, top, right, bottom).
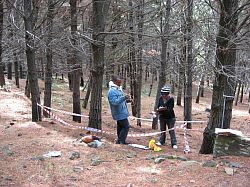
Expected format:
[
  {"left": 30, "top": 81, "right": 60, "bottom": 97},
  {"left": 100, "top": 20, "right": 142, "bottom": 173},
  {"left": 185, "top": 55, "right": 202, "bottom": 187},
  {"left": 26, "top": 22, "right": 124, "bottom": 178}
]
[
  {"left": 41, "top": 106, "right": 178, "bottom": 137},
  {"left": 38, "top": 103, "right": 205, "bottom": 133},
  {"left": 38, "top": 103, "right": 89, "bottom": 118},
  {"left": 38, "top": 104, "right": 207, "bottom": 124}
]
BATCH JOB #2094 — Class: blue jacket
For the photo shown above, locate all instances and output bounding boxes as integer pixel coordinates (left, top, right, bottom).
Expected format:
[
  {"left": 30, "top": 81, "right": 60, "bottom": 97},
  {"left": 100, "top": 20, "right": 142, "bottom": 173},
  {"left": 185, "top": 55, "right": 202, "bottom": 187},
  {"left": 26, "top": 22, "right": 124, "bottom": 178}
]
[{"left": 108, "top": 85, "right": 129, "bottom": 121}]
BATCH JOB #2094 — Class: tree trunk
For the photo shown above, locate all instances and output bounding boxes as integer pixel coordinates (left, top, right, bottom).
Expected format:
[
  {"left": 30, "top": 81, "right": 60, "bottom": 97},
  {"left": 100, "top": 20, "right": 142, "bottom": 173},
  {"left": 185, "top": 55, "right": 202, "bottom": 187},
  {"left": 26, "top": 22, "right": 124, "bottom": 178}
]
[
  {"left": 196, "top": 74, "right": 204, "bottom": 104},
  {"left": 234, "top": 81, "right": 241, "bottom": 106},
  {"left": 43, "top": 0, "right": 54, "bottom": 118},
  {"left": 70, "top": 0, "right": 81, "bottom": 122},
  {"left": 7, "top": 63, "right": 12, "bottom": 80},
  {"left": 0, "top": 0, "right": 4, "bottom": 87},
  {"left": 83, "top": 76, "right": 92, "bottom": 109},
  {"left": 19, "top": 64, "right": 24, "bottom": 79},
  {"left": 240, "top": 84, "right": 244, "bottom": 103},
  {"left": 184, "top": 0, "right": 193, "bottom": 129},
  {"left": 200, "top": 0, "right": 238, "bottom": 154},
  {"left": 25, "top": 75, "right": 30, "bottom": 98},
  {"left": 14, "top": 53, "right": 19, "bottom": 88},
  {"left": 152, "top": 0, "right": 171, "bottom": 130},
  {"left": 177, "top": 2, "right": 186, "bottom": 107},
  {"left": 128, "top": 0, "right": 137, "bottom": 117},
  {"left": 135, "top": 0, "right": 144, "bottom": 127},
  {"left": 88, "top": 0, "right": 110, "bottom": 129},
  {"left": 24, "top": 0, "right": 41, "bottom": 122}
]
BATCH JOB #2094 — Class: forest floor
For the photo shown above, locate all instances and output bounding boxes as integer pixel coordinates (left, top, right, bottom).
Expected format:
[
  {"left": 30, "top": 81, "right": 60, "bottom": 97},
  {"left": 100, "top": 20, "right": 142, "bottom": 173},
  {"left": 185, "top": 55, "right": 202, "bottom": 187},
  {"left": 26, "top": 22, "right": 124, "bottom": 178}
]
[{"left": 0, "top": 78, "right": 249, "bottom": 187}]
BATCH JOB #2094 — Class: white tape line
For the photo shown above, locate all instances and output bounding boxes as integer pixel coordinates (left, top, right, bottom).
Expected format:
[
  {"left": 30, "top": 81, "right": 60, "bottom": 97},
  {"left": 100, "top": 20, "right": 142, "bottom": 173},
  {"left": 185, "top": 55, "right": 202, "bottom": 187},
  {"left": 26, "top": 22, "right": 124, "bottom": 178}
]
[
  {"left": 38, "top": 103, "right": 207, "bottom": 124},
  {"left": 38, "top": 103, "right": 89, "bottom": 118},
  {"left": 41, "top": 106, "right": 181, "bottom": 138}
]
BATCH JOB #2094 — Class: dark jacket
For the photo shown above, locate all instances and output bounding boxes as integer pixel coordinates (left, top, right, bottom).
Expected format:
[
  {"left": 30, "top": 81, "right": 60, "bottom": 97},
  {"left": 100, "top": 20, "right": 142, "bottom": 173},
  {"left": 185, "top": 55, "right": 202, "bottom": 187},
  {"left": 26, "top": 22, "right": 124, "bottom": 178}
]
[{"left": 157, "top": 96, "right": 175, "bottom": 119}]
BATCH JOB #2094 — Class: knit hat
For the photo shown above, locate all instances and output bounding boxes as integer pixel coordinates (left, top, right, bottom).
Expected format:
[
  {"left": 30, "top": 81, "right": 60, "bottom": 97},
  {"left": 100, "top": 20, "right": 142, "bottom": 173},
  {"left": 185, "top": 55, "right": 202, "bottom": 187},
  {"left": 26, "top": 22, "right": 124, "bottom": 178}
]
[{"left": 161, "top": 86, "right": 171, "bottom": 94}]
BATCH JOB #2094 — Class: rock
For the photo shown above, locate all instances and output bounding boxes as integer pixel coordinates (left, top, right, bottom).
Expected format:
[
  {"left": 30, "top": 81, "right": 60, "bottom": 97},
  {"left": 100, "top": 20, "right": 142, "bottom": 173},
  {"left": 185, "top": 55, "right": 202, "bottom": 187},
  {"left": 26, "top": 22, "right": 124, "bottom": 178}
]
[
  {"left": 88, "top": 140, "right": 103, "bottom": 148},
  {"left": 91, "top": 159, "right": 102, "bottom": 166},
  {"left": 228, "top": 162, "right": 241, "bottom": 168},
  {"left": 69, "top": 152, "right": 80, "bottom": 160},
  {"left": 2, "top": 145, "right": 14, "bottom": 156},
  {"left": 127, "top": 153, "right": 136, "bottom": 158},
  {"left": 179, "top": 161, "right": 199, "bottom": 168},
  {"left": 154, "top": 157, "right": 166, "bottom": 164},
  {"left": 145, "top": 154, "right": 155, "bottom": 160},
  {"left": 213, "top": 129, "right": 250, "bottom": 157},
  {"left": 73, "top": 165, "right": 84, "bottom": 172},
  {"left": 176, "top": 156, "right": 188, "bottom": 161},
  {"left": 43, "top": 151, "right": 62, "bottom": 158},
  {"left": 31, "top": 156, "right": 45, "bottom": 161},
  {"left": 91, "top": 157, "right": 102, "bottom": 166},
  {"left": 224, "top": 167, "right": 234, "bottom": 175},
  {"left": 202, "top": 160, "right": 217, "bottom": 167}
]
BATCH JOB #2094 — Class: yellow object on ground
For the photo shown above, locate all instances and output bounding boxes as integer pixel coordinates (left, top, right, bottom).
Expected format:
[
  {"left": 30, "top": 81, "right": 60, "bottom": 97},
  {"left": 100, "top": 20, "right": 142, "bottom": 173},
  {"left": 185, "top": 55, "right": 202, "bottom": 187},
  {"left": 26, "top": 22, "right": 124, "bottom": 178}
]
[{"left": 149, "top": 139, "right": 162, "bottom": 152}]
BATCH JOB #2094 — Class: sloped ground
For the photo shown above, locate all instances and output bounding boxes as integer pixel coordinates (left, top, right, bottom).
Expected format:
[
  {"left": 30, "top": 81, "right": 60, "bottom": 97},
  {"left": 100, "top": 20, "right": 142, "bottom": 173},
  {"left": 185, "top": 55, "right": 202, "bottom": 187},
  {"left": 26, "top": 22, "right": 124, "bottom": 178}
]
[{"left": 0, "top": 79, "right": 249, "bottom": 187}]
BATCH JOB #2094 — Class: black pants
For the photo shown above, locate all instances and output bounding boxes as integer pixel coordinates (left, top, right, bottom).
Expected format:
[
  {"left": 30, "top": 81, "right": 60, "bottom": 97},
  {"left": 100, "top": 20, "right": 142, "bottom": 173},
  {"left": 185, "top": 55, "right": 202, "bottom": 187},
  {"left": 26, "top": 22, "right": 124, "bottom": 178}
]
[
  {"left": 116, "top": 118, "right": 130, "bottom": 144},
  {"left": 159, "top": 117, "right": 177, "bottom": 146}
]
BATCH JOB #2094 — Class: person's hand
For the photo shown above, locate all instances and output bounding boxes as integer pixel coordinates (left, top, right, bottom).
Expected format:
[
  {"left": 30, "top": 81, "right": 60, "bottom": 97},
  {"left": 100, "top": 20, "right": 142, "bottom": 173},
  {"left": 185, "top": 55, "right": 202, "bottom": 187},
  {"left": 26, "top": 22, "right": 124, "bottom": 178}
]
[{"left": 125, "top": 94, "right": 132, "bottom": 103}]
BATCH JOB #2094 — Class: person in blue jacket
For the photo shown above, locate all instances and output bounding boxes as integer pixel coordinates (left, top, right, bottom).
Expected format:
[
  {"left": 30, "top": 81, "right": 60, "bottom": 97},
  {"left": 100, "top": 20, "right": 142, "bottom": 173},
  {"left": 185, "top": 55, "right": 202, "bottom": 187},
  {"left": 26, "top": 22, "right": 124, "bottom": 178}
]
[
  {"left": 156, "top": 86, "right": 178, "bottom": 149},
  {"left": 108, "top": 75, "right": 132, "bottom": 144}
]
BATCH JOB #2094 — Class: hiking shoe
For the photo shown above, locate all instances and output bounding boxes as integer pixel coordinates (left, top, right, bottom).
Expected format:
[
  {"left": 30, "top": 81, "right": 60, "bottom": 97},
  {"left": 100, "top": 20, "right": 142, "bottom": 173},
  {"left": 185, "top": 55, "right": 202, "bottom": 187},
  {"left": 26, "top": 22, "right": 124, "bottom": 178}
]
[{"left": 172, "top": 145, "right": 178, "bottom": 149}]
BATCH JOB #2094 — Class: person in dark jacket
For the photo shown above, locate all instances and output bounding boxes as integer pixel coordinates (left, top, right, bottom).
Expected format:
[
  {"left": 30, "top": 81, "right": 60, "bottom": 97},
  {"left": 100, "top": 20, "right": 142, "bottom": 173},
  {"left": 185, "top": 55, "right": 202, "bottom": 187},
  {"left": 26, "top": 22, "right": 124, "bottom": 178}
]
[
  {"left": 156, "top": 86, "right": 178, "bottom": 149},
  {"left": 108, "top": 75, "right": 132, "bottom": 144}
]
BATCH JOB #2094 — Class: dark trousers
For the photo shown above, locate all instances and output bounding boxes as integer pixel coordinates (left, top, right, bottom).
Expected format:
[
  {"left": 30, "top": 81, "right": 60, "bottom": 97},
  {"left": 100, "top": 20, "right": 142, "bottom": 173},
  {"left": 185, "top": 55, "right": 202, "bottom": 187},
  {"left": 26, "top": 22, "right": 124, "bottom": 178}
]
[
  {"left": 159, "top": 118, "right": 177, "bottom": 146},
  {"left": 116, "top": 118, "right": 130, "bottom": 144}
]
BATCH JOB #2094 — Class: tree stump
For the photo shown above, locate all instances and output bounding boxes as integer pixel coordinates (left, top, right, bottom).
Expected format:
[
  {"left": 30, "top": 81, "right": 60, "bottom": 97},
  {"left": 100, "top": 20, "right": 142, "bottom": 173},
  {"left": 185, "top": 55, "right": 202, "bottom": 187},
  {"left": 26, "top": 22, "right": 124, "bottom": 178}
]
[{"left": 213, "top": 128, "right": 250, "bottom": 157}]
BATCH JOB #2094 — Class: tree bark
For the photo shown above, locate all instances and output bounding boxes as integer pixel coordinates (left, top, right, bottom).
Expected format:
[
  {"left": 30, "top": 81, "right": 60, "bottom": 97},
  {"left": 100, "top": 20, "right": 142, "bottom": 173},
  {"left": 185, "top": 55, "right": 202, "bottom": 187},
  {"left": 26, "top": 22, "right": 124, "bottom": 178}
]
[
  {"left": 88, "top": 0, "right": 110, "bottom": 129},
  {"left": 43, "top": 0, "right": 54, "bottom": 118},
  {"left": 14, "top": 52, "right": 19, "bottom": 88},
  {"left": 152, "top": 0, "right": 171, "bottom": 129},
  {"left": 24, "top": 0, "right": 41, "bottom": 122},
  {"left": 83, "top": 75, "right": 92, "bottom": 109},
  {"left": 135, "top": 0, "right": 144, "bottom": 127},
  {"left": 184, "top": 0, "right": 193, "bottom": 129},
  {"left": 70, "top": 0, "right": 81, "bottom": 122},
  {"left": 128, "top": 0, "right": 137, "bottom": 117},
  {"left": 177, "top": 1, "right": 186, "bottom": 107},
  {"left": 200, "top": 0, "right": 239, "bottom": 154},
  {"left": 7, "top": 63, "right": 12, "bottom": 80},
  {"left": 0, "top": 0, "right": 4, "bottom": 87}
]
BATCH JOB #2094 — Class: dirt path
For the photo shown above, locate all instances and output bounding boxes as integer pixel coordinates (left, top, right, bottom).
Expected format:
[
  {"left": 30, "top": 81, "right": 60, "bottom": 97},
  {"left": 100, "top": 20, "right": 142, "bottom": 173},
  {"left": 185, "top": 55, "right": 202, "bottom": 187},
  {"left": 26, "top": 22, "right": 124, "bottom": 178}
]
[{"left": 0, "top": 83, "right": 250, "bottom": 187}]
